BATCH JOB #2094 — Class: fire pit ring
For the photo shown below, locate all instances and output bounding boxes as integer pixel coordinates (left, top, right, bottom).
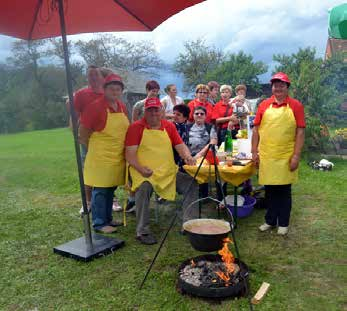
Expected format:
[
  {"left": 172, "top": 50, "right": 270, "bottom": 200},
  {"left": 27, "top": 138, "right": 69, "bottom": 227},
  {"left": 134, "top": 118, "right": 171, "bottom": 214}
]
[{"left": 177, "top": 254, "right": 249, "bottom": 299}]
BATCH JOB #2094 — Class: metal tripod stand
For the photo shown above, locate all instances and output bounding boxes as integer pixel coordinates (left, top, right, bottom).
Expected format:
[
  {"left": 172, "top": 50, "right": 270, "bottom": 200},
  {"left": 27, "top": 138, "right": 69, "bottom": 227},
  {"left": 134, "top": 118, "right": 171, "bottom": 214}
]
[{"left": 139, "top": 143, "right": 245, "bottom": 284}]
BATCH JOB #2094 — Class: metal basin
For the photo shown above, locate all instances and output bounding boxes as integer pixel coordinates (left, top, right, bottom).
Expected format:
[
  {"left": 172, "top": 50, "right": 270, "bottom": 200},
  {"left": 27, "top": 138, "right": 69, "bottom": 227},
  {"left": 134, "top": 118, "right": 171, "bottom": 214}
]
[{"left": 183, "top": 219, "right": 231, "bottom": 252}]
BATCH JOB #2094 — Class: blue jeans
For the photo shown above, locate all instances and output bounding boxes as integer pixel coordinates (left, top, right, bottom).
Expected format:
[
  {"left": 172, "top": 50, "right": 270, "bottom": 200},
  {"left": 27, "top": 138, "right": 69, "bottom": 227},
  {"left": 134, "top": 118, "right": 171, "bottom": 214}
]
[{"left": 91, "top": 186, "right": 116, "bottom": 229}]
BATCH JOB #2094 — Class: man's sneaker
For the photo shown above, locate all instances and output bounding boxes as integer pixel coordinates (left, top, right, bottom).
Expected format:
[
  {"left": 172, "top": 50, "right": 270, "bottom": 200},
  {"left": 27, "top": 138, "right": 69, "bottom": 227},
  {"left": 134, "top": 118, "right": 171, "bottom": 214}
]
[
  {"left": 277, "top": 226, "right": 289, "bottom": 235},
  {"left": 125, "top": 200, "right": 136, "bottom": 213},
  {"left": 155, "top": 194, "right": 166, "bottom": 204},
  {"left": 136, "top": 234, "right": 157, "bottom": 245},
  {"left": 112, "top": 200, "right": 123, "bottom": 212},
  {"left": 259, "top": 223, "right": 273, "bottom": 232}
]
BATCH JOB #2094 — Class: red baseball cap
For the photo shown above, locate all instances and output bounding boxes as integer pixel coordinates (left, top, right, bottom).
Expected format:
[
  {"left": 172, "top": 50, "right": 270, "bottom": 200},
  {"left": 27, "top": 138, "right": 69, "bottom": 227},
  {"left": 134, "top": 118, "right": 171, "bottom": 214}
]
[
  {"left": 270, "top": 72, "right": 291, "bottom": 85},
  {"left": 144, "top": 97, "right": 162, "bottom": 109},
  {"left": 104, "top": 73, "right": 124, "bottom": 87}
]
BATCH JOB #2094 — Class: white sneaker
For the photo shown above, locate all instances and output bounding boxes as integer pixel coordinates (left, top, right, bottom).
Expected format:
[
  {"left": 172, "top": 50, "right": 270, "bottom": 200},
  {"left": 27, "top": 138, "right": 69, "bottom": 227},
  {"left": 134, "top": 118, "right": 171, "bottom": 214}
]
[
  {"left": 80, "top": 202, "right": 91, "bottom": 216},
  {"left": 277, "top": 226, "right": 289, "bottom": 235},
  {"left": 259, "top": 223, "right": 273, "bottom": 232},
  {"left": 112, "top": 200, "right": 123, "bottom": 212}
]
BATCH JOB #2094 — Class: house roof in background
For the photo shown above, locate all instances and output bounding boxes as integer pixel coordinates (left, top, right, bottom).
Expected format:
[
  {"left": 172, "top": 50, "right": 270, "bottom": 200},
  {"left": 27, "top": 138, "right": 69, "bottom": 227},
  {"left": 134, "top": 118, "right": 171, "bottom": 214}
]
[{"left": 325, "top": 38, "right": 347, "bottom": 61}]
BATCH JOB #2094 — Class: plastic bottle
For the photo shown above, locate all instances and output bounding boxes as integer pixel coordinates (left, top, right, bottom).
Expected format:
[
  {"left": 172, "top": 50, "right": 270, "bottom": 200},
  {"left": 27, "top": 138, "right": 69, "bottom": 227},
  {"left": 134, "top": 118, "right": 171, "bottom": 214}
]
[{"left": 224, "top": 129, "right": 233, "bottom": 155}]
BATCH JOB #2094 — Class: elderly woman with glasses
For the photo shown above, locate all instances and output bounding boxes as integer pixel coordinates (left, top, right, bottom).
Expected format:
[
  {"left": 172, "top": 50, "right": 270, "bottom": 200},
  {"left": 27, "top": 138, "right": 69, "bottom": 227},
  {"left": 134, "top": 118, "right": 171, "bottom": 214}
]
[
  {"left": 186, "top": 106, "right": 217, "bottom": 197},
  {"left": 187, "top": 106, "right": 217, "bottom": 158},
  {"left": 187, "top": 84, "right": 214, "bottom": 123}
]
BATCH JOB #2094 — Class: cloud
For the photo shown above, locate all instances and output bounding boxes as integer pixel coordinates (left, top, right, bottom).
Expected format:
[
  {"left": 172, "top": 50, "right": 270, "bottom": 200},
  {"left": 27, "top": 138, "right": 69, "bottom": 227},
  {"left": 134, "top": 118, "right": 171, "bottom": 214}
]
[{"left": 0, "top": 35, "right": 15, "bottom": 61}]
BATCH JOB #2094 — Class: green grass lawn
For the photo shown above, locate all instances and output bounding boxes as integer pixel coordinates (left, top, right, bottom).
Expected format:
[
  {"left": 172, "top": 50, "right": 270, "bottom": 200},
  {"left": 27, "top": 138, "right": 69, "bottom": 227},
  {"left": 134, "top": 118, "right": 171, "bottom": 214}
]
[{"left": 0, "top": 128, "right": 346, "bottom": 311}]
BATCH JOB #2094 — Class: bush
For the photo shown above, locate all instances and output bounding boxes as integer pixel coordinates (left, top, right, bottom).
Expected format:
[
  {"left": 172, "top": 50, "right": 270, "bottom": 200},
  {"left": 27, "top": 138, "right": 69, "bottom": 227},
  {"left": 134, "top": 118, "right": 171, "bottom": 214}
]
[
  {"left": 304, "top": 116, "right": 333, "bottom": 153},
  {"left": 333, "top": 128, "right": 347, "bottom": 150}
]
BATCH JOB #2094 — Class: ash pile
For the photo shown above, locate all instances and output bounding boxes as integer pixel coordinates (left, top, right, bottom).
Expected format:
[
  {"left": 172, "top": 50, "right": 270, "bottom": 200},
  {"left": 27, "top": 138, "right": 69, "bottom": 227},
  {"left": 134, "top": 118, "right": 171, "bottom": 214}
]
[{"left": 179, "top": 259, "right": 241, "bottom": 288}]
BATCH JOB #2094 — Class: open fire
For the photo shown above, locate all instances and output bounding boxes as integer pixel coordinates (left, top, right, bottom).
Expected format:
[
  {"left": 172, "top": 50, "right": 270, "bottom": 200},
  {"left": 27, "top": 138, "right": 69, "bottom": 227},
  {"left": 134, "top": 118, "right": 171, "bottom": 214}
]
[
  {"left": 178, "top": 238, "right": 248, "bottom": 298},
  {"left": 215, "top": 237, "right": 236, "bottom": 286}
]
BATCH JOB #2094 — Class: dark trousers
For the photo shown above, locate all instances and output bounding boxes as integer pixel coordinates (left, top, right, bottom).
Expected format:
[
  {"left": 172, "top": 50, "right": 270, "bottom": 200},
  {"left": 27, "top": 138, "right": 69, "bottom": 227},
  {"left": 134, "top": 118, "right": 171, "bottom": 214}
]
[{"left": 265, "top": 184, "right": 292, "bottom": 227}]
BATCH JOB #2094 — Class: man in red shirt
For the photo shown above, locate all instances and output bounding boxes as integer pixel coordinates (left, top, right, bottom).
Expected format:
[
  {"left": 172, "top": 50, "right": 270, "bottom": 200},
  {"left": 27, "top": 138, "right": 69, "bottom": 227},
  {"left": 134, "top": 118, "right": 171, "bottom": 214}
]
[
  {"left": 252, "top": 72, "right": 305, "bottom": 235},
  {"left": 188, "top": 84, "right": 214, "bottom": 123},
  {"left": 66, "top": 65, "right": 104, "bottom": 213},
  {"left": 125, "top": 97, "right": 198, "bottom": 245},
  {"left": 72, "top": 65, "right": 104, "bottom": 120}
]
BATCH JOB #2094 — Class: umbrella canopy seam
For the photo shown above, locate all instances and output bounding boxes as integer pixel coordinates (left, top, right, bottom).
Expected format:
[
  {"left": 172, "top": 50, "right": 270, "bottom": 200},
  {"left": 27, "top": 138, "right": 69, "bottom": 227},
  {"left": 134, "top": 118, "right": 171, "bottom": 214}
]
[
  {"left": 113, "top": 0, "right": 153, "bottom": 31},
  {"left": 29, "top": 0, "right": 44, "bottom": 40}
]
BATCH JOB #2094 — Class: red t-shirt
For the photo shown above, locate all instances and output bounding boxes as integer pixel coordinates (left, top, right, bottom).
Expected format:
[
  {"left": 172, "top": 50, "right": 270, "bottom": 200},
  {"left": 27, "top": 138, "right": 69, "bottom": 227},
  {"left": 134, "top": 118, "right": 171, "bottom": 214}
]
[
  {"left": 254, "top": 95, "right": 305, "bottom": 128},
  {"left": 211, "top": 100, "right": 234, "bottom": 129},
  {"left": 73, "top": 87, "right": 103, "bottom": 118},
  {"left": 80, "top": 96, "right": 128, "bottom": 132},
  {"left": 187, "top": 99, "right": 214, "bottom": 123},
  {"left": 125, "top": 118, "right": 183, "bottom": 147}
]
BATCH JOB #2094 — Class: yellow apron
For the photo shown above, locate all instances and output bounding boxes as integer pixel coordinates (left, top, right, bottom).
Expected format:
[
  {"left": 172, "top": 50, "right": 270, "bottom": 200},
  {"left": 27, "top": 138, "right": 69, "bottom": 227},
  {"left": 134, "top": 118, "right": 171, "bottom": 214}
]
[
  {"left": 129, "top": 128, "right": 178, "bottom": 200},
  {"left": 258, "top": 104, "right": 297, "bottom": 185},
  {"left": 84, "top": 109, "right": 129, "bottom": 187}
]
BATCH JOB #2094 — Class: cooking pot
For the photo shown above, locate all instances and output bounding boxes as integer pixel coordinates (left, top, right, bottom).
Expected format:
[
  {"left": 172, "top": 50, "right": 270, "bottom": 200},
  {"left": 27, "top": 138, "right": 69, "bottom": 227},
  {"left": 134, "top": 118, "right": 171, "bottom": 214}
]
[{"left": 183, "top": 219, "right": 231, "bottom": 252}]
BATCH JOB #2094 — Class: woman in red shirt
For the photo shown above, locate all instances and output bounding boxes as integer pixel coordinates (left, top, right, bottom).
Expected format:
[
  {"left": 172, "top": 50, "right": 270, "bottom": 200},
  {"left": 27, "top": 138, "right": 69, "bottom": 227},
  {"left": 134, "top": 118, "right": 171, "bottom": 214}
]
[
  {"left": 187, "top": 84, "right": 214, "bottom": 123},
  {"left": 79, "top": 74, "right": 129, "bottom": 234}
]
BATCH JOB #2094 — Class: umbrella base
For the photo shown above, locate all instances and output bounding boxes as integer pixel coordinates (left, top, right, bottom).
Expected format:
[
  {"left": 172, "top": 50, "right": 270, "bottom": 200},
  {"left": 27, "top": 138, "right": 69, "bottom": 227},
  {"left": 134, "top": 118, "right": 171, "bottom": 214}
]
[{"left": 53, "top": 233, "right": 124, "bottom": 262}]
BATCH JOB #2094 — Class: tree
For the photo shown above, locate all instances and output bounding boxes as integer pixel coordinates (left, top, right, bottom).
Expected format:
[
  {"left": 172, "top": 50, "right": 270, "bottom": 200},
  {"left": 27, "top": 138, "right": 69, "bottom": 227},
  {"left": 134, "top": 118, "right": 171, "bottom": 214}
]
[
  {"left": 273, "top": 47, "right": 343, "bottom": 122},
  {"left": 74, "top": 34, "right": 164, "bottom": 76},
  {"left": 173, "top": 39, "right": 223, "bottom": 92},
  {"left": 273, "top": 47, "right": 344, "bottom": 152},
  {"left": 6, "top": 39, "right": 48, "bottom": 83},
  {"left": 46, "top": 38, "right": 74, "bottom": 65},
  {"left": 0, "top": 39, "right": 73, "bottom": 133},
  {"left": 205, "top": 51, "right": 268, "bottom": 93}
]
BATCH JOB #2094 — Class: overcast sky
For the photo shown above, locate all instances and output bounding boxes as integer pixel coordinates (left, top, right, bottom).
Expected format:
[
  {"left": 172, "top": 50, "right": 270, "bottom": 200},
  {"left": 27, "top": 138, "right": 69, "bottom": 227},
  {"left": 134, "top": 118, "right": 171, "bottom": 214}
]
[{"left": 0, "top": 0, "right": 343, "bottom": 93}]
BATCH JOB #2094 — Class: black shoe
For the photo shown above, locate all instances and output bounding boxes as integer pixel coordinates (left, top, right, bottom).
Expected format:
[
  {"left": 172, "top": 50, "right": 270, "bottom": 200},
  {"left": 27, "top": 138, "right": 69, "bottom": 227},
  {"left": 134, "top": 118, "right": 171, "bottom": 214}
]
[
  {"left": 136, "top": 234, "right": 157, "bottom": 245},
  {"left": 125, "top": 200, "right": 136, "bottom": 213}
]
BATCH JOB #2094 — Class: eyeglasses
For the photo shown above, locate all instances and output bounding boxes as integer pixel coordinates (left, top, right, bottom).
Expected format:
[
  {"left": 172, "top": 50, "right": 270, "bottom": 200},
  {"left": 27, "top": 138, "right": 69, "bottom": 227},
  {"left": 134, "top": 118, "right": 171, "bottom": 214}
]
[
  {"left": 197, "top": 91, "right": 208, "bottom": 94},
  {"left": 194, "top": 112, "right": 205, "bottom": 116}
]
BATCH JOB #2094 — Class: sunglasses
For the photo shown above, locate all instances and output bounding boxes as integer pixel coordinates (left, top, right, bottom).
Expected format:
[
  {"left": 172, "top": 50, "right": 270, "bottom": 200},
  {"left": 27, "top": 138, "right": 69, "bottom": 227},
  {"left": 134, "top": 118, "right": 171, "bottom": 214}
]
[
  {"left": 197, "top": 91, "right": 208, "bottom": 94},
  {"left": 194, "top": 112, "right": 205, "bottom": 116}
]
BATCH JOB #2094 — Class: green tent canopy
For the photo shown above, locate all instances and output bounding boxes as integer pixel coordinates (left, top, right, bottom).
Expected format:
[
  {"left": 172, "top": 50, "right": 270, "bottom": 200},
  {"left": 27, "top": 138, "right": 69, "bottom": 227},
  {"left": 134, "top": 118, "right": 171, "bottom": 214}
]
[{"left": 329, "top": 3, "right": 347, "bottom": 39}]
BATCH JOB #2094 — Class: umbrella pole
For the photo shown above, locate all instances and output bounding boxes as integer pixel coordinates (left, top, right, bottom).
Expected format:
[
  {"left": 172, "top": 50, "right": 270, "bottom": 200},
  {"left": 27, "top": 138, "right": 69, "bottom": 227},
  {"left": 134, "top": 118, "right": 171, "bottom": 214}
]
[
  {"left": 53, "top": 0, "right": 124, "bottom": 261},
  {"left": 57, "top": 0, "right": 92, "bottom": 246}
]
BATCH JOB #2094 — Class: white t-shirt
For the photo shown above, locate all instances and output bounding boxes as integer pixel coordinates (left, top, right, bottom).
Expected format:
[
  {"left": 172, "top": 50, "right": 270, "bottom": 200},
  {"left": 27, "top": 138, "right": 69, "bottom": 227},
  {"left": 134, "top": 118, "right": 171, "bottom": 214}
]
[{"left": 161, "top": 95, "right": 184, "bottom": 114}]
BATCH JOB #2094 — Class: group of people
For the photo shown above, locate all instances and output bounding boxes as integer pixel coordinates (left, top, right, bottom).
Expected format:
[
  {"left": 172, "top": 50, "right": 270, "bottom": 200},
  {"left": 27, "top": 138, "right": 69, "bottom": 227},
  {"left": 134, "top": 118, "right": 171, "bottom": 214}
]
[{"left": 71, "top": 65, "right": 305, "bottom": 244}]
